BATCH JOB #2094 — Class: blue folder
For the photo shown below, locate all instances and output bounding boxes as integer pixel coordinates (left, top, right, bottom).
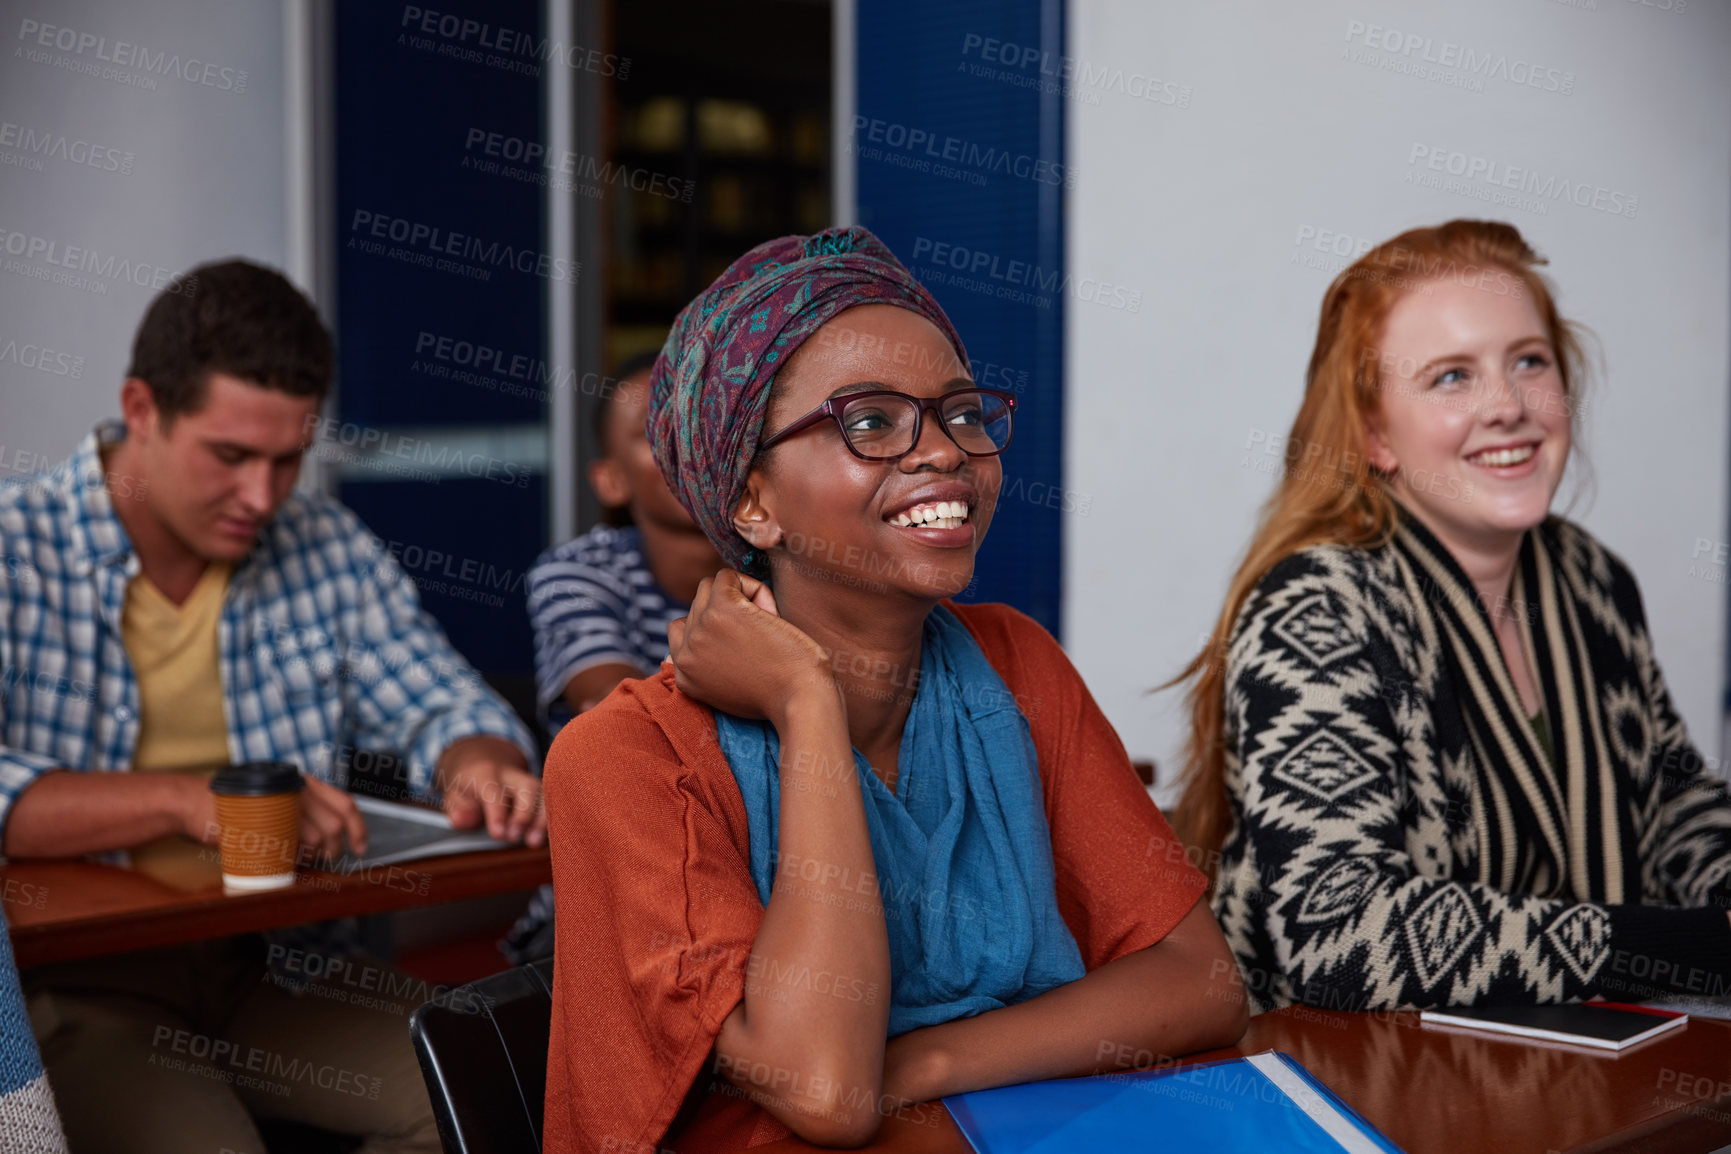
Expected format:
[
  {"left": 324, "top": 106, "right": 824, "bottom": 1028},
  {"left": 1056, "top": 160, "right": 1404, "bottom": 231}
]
[{"left": 944, "top": 1051, "right": 1403, "bottom": 1153}]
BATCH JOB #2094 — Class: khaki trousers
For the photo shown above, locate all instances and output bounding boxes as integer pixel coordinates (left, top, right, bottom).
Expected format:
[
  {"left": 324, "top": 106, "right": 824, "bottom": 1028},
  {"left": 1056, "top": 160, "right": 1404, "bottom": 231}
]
[{"left": 23, "top": 936, "right": 441, "bottom": 1154}]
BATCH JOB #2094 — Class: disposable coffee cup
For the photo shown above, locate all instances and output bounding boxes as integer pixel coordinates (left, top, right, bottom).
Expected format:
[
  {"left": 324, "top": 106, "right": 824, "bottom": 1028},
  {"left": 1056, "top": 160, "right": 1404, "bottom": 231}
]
[{"left": 209, "top": 762, "right": 305, "bottom": 893}]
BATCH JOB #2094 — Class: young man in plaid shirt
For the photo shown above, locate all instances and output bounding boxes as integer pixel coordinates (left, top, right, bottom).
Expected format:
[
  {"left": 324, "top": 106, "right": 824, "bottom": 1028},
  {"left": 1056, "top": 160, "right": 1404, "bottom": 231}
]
[{"left": 0, "top": 260, "right": 541, "bottom": 1152}]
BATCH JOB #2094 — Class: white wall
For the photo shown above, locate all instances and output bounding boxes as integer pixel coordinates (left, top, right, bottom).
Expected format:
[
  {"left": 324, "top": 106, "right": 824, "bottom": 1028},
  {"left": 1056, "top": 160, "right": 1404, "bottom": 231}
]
[
  {"left": 0, "top": 0, "right": 289, "bottom": 468},
  {"left": 1065, "top": 0, "right": 1731, "bottom": 801}
]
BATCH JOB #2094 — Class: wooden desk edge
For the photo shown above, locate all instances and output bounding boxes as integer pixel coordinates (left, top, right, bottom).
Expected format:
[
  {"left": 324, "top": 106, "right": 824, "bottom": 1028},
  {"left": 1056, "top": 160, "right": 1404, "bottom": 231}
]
[
  {"left": 8, "top": 848, "right": 552, "bottom": 968},
  {"left": 739, "top": 1007, "right": 1731, "bottom": 1154}
]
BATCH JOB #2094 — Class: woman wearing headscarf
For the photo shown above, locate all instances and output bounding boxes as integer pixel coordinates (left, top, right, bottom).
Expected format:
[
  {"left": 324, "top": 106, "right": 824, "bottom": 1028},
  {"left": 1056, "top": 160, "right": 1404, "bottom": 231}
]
[
  {"left": 1172, "top": 220, "right": 1731, "bottom": 1014},
  {"left": 542, "top": 228, "right": 1247, "bottom": 1150}
]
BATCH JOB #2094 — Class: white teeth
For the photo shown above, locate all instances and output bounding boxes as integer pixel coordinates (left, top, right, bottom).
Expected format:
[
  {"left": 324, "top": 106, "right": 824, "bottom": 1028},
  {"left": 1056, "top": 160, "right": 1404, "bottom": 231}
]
[
  {"left": 1470, "top": 444, "right": 1536, "bottom": 467},
  {"left": 890, "top": 500, "right": 971, "bottom": 528}
]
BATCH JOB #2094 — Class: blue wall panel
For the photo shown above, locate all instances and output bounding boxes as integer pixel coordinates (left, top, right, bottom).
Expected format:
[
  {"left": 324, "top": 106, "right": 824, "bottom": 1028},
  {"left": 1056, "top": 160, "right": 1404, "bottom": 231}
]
[
  {"left": 335, "top": 1, "right": 545, "bottom": 427},
  {"left": 335, "top": 1, "right": 547, "bottom": 683},
  {"left": 339, "top": 477, "right": 544, "bottom": 678},
  {"left": 855, "top": 0, "right": 1066, "bottom": 635}
]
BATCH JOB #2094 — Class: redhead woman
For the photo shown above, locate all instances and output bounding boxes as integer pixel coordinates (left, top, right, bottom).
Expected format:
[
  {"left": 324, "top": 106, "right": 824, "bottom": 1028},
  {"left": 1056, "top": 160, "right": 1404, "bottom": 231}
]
[
  {"left": 1174, "top": 219, "right": 1731, "bottom": 1013},
  {"left": 542, "top": 228, "right": 1246, "bottom": 1150}
]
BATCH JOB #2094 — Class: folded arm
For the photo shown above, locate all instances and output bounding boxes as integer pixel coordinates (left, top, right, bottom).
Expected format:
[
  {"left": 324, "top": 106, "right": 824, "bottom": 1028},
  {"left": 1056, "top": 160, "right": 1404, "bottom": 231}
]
[
  {"left": 882, "top": 897, "right": 1247, "bottom": 1103},
  {"left": 708, "top": 689, "right": 893, "bottom": 1146}
]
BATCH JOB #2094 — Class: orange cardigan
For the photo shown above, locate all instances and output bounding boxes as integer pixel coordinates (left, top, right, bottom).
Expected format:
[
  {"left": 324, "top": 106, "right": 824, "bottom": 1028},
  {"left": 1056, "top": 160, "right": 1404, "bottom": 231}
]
[{"left": 542, "top": 601, "right": 1206, "bottom": 1152}]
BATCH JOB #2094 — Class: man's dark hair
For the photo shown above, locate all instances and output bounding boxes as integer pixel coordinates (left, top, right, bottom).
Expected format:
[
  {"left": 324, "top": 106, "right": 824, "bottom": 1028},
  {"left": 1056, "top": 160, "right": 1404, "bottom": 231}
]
[
  {"left": 127, "top": 259, "right": 334, "bottom": 423},
  {"left": 590, "top": 348, "right": 663, "bottom": 455}
]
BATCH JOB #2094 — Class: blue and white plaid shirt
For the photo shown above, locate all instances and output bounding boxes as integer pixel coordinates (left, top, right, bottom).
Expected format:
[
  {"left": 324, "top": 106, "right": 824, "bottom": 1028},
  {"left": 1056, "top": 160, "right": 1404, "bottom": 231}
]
[{"left": 0, "top": 423, "right": 536, "bottom": 832}]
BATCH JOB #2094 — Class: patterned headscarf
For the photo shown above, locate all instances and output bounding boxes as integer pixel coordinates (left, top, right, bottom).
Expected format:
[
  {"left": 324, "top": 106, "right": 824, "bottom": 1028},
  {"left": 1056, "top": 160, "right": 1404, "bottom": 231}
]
[{"left": 647, "top": 226, "right": 968, "bottom": 572}]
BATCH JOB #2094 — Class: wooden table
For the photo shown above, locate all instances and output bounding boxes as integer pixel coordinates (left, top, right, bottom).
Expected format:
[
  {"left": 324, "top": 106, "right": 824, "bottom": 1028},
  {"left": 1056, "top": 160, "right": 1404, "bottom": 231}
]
[
  {"left": 1, "top": 838, "right": 551, "bottom": 968},
  {"left": 751, "top": 1005, "right": 1731, "bottom": 1154}
]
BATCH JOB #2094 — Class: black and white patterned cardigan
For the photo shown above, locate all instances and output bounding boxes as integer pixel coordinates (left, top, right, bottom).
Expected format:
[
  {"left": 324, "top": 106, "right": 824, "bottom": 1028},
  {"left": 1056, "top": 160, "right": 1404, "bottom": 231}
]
[{"left": 1215, "top": 517, "right": 1731, "bottom": 1012}]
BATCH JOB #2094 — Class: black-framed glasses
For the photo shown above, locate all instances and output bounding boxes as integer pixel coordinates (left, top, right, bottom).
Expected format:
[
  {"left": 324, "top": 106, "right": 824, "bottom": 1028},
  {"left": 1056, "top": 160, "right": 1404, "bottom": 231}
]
[{"left": 757, "top": 387, "right": 1017, "bottom": 462}]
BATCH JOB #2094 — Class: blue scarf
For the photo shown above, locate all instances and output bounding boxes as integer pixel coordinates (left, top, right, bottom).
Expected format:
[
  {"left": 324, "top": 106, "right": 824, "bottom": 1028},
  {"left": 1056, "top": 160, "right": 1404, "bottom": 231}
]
[{"left": 713, "top": 605, "right": 1086, "bottom": 1035}]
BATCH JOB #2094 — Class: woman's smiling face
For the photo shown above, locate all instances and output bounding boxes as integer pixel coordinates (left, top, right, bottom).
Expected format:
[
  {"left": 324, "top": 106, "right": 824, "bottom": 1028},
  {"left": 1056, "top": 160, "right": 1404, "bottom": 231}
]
[
  {"left": 736, "top": 304, "right": 1001, "bottom": 603},
  {"left": 1367, "top": 275, "right": 1572, "bottom": 553}
]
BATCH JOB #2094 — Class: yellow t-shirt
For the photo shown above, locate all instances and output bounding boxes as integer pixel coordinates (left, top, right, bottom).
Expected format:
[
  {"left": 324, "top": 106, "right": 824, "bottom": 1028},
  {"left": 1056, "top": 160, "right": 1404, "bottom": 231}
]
[
  {"left": 121, "top": 562, "right": 234, "bottom": 875},
  {"left": 121, "top": 562, "right": 234, "bottom": 771}
]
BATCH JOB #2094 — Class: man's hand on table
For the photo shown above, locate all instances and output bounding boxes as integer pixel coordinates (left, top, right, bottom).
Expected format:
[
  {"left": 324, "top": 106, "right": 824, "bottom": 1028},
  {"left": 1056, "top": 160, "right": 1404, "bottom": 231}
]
[{"left": 435, "top": 735, "right": 545, "bottom": 848}]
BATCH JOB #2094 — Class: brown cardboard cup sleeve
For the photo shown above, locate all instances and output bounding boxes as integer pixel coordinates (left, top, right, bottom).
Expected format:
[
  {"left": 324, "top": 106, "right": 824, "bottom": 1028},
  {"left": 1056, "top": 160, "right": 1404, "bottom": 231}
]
[{"left": 209, "top": 762, "right": 305, "bottom": 892}]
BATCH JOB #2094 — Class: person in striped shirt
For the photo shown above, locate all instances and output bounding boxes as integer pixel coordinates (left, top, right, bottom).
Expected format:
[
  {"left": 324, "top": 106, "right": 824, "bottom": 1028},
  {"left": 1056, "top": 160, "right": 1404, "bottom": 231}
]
[{"left": 526, "top": 352, "right": 721, "bottom": 729}]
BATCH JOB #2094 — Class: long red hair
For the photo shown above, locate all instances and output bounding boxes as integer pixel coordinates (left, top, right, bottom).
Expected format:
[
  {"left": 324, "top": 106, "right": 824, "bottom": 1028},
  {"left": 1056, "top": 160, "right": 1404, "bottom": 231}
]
[{"left": 1169, "top": 219, "right": 1587, "bottom": 868}]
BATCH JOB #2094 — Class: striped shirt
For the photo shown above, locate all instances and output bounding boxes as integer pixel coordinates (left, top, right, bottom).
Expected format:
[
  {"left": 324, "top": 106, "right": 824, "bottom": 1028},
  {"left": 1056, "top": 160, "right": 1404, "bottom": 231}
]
[
  {"left": 0, "top": 423, "right": 536, "bottom": 830},
  {"left": 526, "top": 526, "right": 686, "bottom": 726}
]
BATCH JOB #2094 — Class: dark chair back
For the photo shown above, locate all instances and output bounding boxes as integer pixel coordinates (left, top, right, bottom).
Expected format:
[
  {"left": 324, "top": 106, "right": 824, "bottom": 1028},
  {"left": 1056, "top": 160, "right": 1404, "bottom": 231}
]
[{"left": 409, "top": 957, "right": 555, "bottom": 1154}]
